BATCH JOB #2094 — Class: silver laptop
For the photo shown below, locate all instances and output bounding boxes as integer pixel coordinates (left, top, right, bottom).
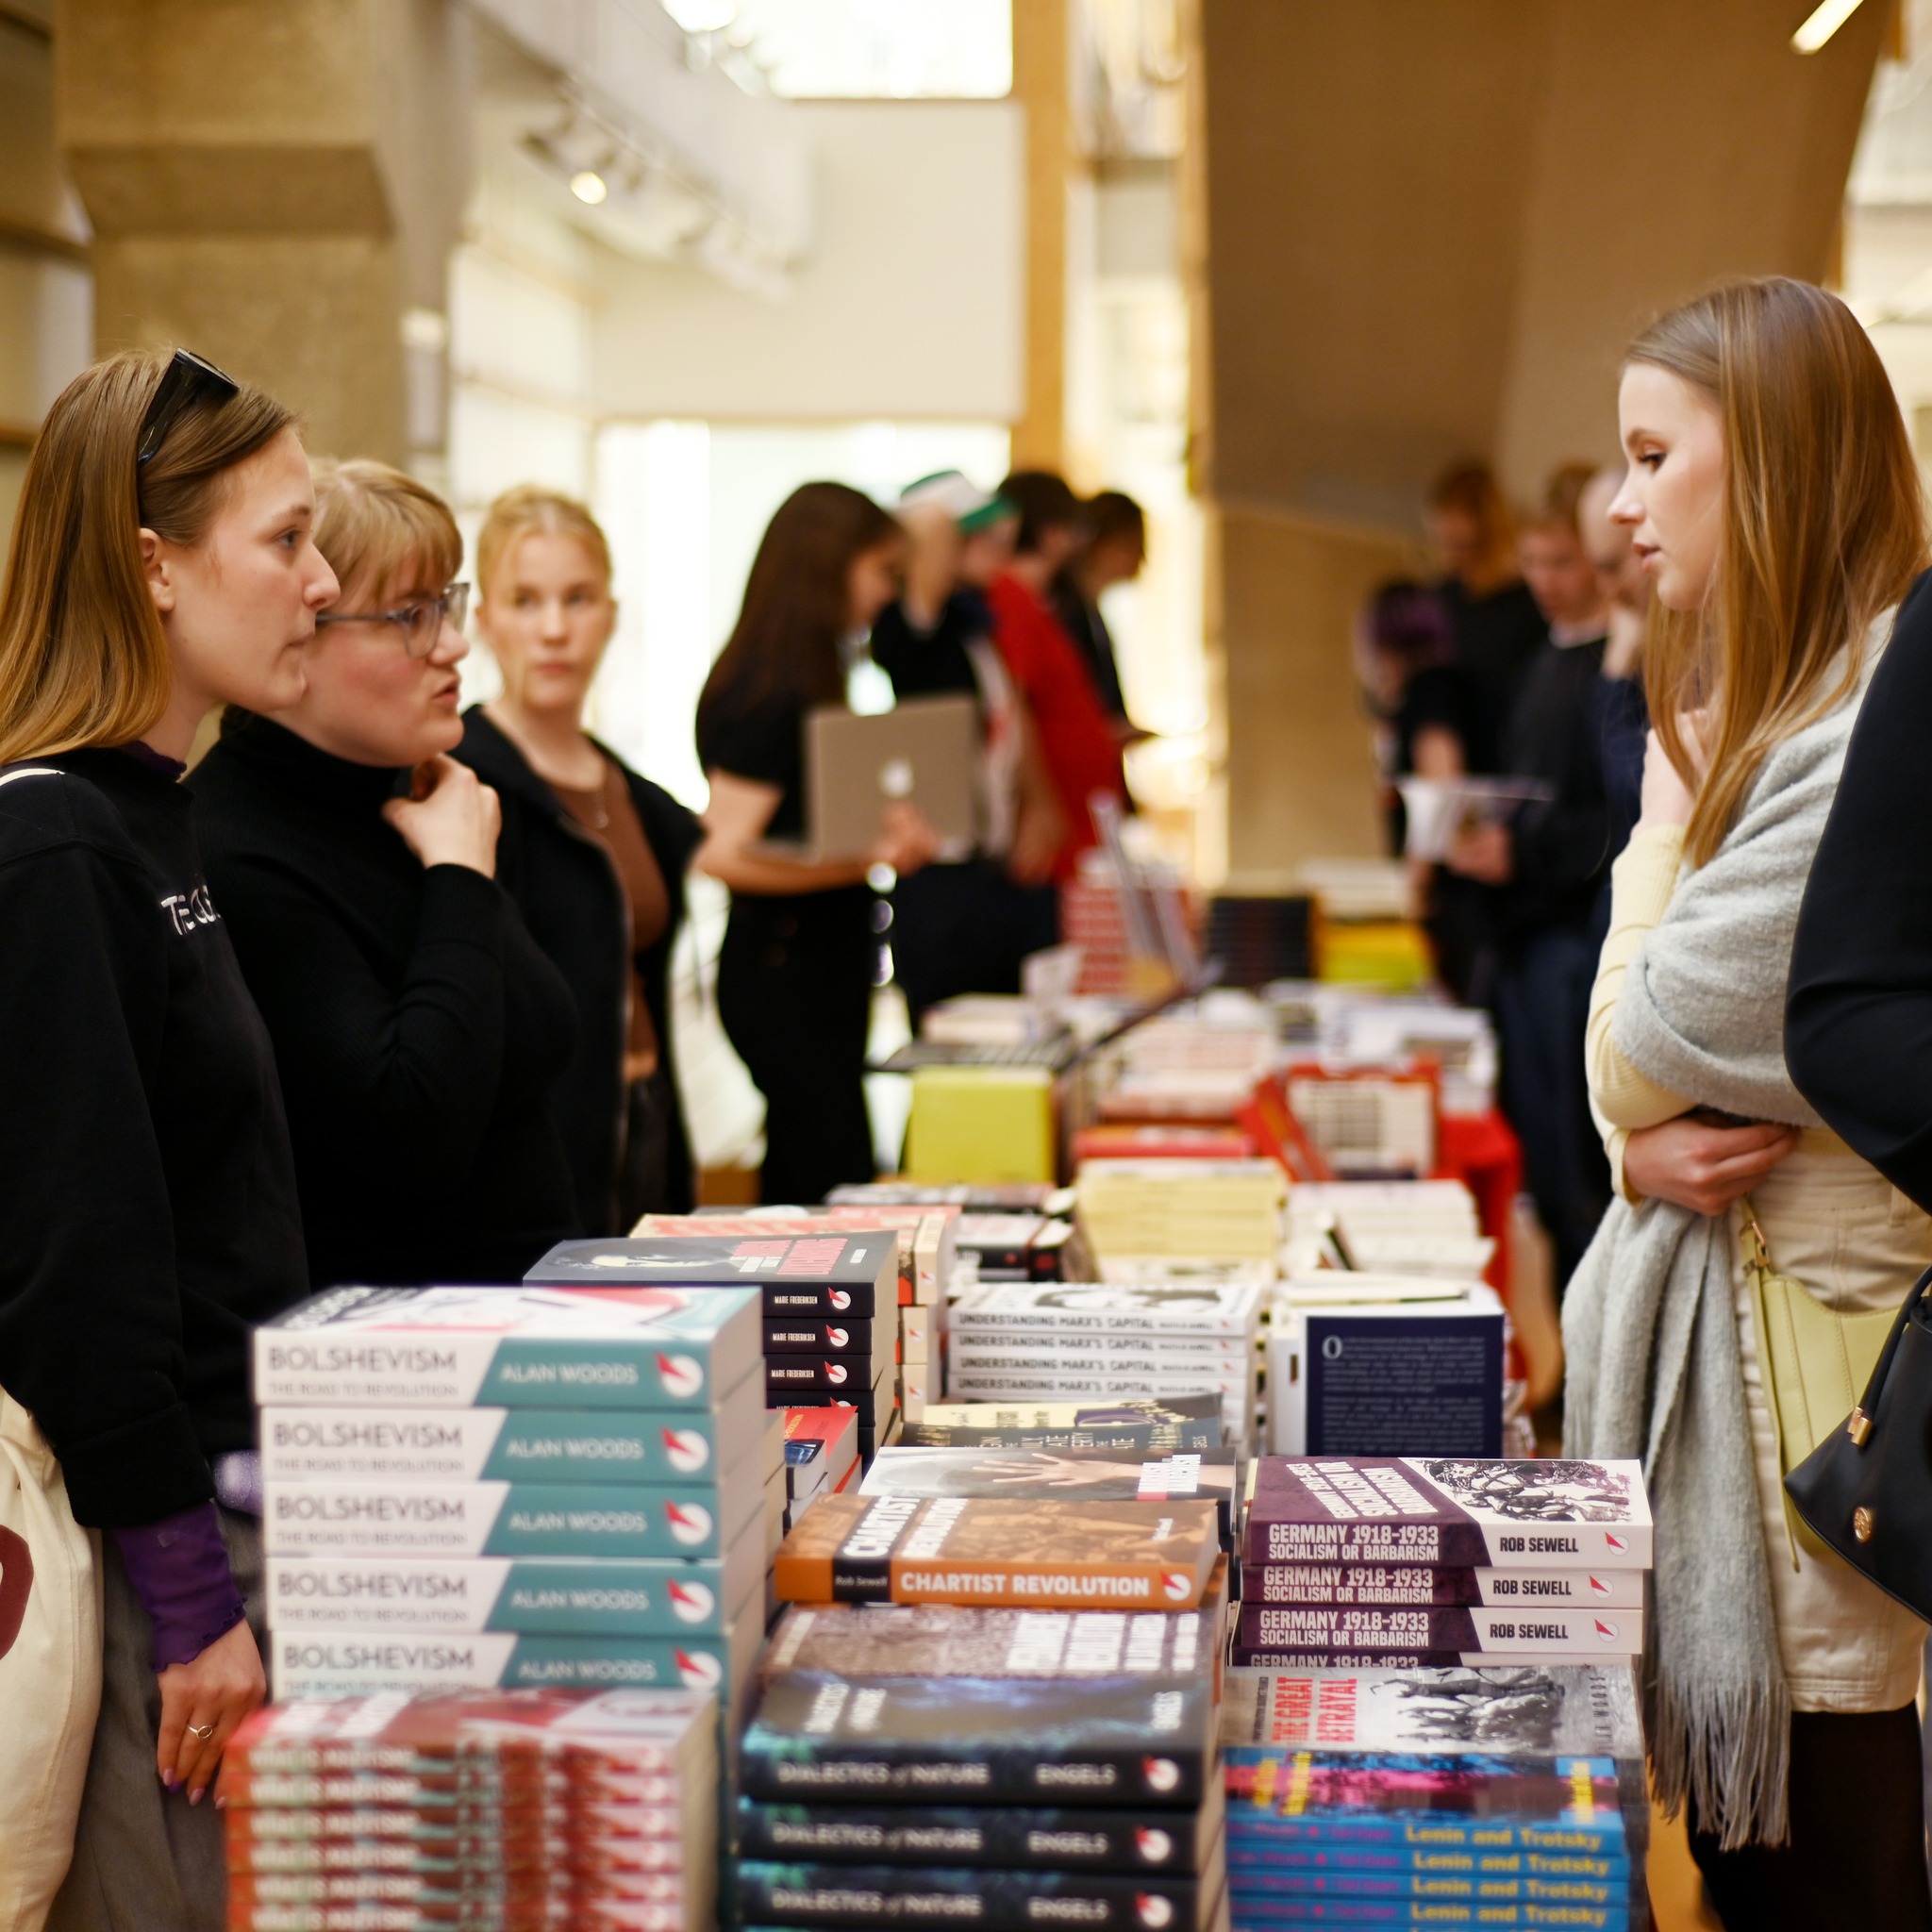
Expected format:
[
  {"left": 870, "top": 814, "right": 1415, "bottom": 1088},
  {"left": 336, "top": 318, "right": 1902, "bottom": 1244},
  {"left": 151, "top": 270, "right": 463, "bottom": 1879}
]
[{"left": 756, "top": 694, "right": 978, "bottom": 864}]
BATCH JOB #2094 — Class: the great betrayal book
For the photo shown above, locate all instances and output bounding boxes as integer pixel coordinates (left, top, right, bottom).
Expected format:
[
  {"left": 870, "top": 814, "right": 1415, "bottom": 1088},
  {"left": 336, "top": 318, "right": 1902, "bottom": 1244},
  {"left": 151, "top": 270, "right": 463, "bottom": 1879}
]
[{"left": 526, "top": 1234, "right": 895, "bottom": 1320}]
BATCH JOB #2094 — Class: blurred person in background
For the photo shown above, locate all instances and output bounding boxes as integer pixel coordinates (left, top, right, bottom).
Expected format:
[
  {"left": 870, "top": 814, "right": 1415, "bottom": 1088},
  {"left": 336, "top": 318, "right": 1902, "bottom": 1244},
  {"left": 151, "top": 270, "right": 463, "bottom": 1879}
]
[
  {"left": 1446, "top": 461, "right": 1612, "bottom": 1291},
  {"left": 460, "top": 488, "right": 702, "bottom": 1227},
  {"left": 695, "top": 483, "right": 939, "bottom": 1204},
  {"left": 1052, "top": 488, "right": 1145, "bottom": 741},
  {"left": 194, "top": 461, "right": 579, "bottom": 1289},
  {"left": 990, "top": 470, "right": 1128, "bottom": 880},
  {"left": 871, "top": 471, "right": 1062, "bottom": 1027},
  {"left": 1579, "top": 463, "right": 1652, "bottom": 901},
  {"left": 0, "top": 349, "right": 325, "bottom": 1926},
  {"left": 1357, "top": 577, "right": 1496, "bottom": 1006},
  {"left": 1426, "top": 458, "right": 1549, "bottom": 757}
]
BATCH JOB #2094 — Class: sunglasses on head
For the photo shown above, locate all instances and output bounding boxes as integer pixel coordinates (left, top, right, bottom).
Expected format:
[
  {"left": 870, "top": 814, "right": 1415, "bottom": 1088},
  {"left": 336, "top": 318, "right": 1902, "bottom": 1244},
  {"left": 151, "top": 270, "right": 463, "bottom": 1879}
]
[{"left": 137, "top": 348, "right": 241, "bottom": 466}]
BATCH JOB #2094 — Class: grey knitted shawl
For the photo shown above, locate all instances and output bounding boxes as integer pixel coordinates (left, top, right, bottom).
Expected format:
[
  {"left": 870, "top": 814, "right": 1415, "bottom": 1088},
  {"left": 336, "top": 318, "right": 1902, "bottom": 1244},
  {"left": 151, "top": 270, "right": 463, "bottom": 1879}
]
[{"left": 1562, "top": 624, "right": 1884, "bottom": 1850}]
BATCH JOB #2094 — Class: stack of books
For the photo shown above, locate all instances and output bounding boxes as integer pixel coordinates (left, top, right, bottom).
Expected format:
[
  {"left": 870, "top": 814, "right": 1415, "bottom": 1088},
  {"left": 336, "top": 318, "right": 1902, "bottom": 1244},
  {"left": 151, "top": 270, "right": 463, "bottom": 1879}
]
[
  {"left": 1230, "top": 1457, "right": 1651, "bottom": 1673},
  {"left": 953, "top": 1212, "right": 1082, "bottom": 1285},
  {"left": 944, "top": 1280, "right": 1265, "bottom": 1447},
  {"left": 675, "top": 1204, "right": 959, "bottom": 1426},
  {"left": 219, "top": 1688, "right": 717, "bottom": 1932},
  {"left": 781, "top": 1407, "right": 859, "bottom": 1533},
  {"left": 1283, "top": 1179, "right": 1493, "bottom": 1282},
  {"left": 253, "top": 1285, "right": 776, "bottom": 1731},
  {"left": 525, "top": 1233, "right": 903, "bottom": 1462},
  {"left": 736, "top": 1489, "right": 1232, "bottom": 1929},
  {"left": 1220, "top": 1659, "right": 1648, "bottom": 1928},
  {"left": 1075, "top": 1159, "right": 1286, "bottom": 1274}
]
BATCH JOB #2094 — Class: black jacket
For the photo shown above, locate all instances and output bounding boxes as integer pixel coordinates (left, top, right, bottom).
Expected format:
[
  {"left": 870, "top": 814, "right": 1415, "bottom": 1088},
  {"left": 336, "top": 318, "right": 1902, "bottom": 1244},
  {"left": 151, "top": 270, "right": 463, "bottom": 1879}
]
[
  {"left": 0, "top": 748, "right": 307, "bottom": 1527},
  {"left": 193, "top": 714, "right": 579, "bottom": 1288},
  {"left": 1787, "top": 572, "right": 1932, "bottom": 1208},
  {"left": 458, "top": 710, "right": 703, "bottom": 1228},
  {"left": 1500, "top": 637, "right": 1613, "bottom": 943}
]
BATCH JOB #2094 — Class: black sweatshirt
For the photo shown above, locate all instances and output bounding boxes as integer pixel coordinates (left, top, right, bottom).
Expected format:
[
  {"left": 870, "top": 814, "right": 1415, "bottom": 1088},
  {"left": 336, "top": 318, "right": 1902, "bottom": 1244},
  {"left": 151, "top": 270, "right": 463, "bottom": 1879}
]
[
  {"left": 0, "top": 748, "right": 307, "bottom": 1527},
  {"left": 458, "top": 710, "right": 703, "bottom": 1230},
  {"left": 1787, "top": 572, "right": 1932, "bottom": 1208},
  {"left": 192, "top": 716, "right": 580, "bottom": 1288},
  {"left": 1499, "top": 636, "right": 1613, "bottom": 942}
]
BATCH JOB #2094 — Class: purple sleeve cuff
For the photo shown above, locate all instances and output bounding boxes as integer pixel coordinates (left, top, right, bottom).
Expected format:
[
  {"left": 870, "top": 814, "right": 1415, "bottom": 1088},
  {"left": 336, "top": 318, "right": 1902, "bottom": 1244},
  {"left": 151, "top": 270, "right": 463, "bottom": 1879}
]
[{"left": 109, "top": 1501, "right": 247, "bottom": 1671}]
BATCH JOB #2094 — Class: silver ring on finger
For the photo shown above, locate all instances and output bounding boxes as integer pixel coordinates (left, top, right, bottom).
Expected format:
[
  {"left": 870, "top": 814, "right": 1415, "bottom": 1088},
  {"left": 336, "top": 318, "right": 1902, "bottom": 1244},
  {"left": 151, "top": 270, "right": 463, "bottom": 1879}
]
[{"left": 187, "top": 1722, "right": 215, "bottom": 1740}]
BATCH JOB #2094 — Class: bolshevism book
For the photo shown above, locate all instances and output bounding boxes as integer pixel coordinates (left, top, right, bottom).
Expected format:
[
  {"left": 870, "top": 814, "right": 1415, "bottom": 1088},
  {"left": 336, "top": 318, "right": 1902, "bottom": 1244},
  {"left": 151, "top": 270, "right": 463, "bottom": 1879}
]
[
  {"left": 1243, "top": 1459, "right": 1652, "bottom": 1571},
  {"left": 740, "top": 1671, "right": 1216, "bottom": 1808},
  {"left": 772, "top": 1493, "right": 1221, "bottom": 1609}
]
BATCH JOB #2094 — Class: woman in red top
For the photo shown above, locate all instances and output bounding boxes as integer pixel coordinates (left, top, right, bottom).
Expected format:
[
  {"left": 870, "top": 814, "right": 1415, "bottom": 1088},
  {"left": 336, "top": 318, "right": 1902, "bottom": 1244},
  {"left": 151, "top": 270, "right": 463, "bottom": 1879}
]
[{"left": 988, "top": 472, "right": 1127, "bottom": 881}]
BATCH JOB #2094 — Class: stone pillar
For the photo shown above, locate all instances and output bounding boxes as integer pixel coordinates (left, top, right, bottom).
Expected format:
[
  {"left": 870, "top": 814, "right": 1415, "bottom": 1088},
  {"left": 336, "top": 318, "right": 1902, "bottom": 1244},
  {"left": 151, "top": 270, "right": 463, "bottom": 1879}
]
[
  {"left": 1010, "top": 0, "right": 1070, "bottom": 473},
  {"left": 55, "top": 0, "right": 471, "bottom": 468}
]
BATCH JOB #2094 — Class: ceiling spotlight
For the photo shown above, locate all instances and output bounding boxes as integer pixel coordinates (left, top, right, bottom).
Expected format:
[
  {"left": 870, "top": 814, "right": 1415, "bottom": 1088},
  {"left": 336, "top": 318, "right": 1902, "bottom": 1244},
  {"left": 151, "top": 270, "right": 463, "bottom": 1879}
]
[
  {"left": 570, "top": 170, "right": 609, "bottom": 205},
  {"left": 1791, "top": 0, "right": 1866, "bottom": 53}
]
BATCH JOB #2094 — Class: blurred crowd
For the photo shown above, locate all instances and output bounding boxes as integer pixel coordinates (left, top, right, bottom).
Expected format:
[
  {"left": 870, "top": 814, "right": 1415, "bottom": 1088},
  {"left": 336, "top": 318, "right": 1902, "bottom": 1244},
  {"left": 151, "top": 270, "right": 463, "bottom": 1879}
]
[{"left": 1357, "top": 458, "right": 1652, "bottom": 1288}]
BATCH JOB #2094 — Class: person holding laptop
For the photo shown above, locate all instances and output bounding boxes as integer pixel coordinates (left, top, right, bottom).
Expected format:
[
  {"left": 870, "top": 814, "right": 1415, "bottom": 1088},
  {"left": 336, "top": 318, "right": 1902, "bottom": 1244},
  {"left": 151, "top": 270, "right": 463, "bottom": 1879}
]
[{"left": 694, "top": 482, "right": 939, "bottom": 1204}]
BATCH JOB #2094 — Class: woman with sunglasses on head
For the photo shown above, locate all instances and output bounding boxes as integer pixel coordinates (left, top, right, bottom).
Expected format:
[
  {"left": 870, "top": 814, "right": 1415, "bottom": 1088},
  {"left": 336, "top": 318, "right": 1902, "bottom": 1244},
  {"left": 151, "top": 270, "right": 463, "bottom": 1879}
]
[
  {"left": 193, "top": 459, "right": 579, "bottom": 1290},
  {"left": 0, "top": 350, "right": 329, "bottom": 1927},
  {"left": 458, "top": 487, "right": 702, "bottom": 1228}
]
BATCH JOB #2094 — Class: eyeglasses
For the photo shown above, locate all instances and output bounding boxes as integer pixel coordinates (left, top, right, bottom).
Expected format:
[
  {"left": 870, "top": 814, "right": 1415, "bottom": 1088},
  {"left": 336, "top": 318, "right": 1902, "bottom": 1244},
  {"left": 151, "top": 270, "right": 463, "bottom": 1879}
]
[
  {"left": 137, "top": 349, "right": 241, "bottom": 466},
  {"left": 314, "top": 582, "right": 470, "bottom": 658}
]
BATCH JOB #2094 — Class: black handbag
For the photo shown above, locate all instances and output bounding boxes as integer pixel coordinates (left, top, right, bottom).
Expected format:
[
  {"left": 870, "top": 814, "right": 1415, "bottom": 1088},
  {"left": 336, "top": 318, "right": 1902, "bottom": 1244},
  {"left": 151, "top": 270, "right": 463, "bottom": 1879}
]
[{"left": 1784, "top": 1260, "right": 1932, "bottom": 1620}]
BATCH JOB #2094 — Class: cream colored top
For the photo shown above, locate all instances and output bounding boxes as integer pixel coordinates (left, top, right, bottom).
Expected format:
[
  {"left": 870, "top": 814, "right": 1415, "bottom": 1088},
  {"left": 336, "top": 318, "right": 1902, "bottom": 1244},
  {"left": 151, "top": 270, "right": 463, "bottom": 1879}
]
[{"left": 1585, "top": 823, "right": 1692, "bottom": 1199}]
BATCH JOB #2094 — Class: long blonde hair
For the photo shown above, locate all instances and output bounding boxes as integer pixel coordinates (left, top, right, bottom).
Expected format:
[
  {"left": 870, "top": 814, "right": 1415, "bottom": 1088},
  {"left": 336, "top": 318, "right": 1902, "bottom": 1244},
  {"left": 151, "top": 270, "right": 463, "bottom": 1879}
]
[
  {"left": 1630, "top": 278, "right": 1927, "bottom": 867},
  {"left": 0, "top": 351, "right": 292, "bottom": 764}
]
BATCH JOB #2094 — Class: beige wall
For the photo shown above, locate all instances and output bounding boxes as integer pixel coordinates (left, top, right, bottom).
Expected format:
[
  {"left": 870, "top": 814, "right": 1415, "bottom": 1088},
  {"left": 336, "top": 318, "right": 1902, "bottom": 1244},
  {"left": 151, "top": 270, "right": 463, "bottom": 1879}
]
[
  {"left": 1193, "top": 0, "right": 1890, "bottom": 874},
  {"left": 56, "top": 0, "right": 469, "bottom": 465},
  {"left": 1218, "top": 506, "right": 1417, "bottom": 880}
]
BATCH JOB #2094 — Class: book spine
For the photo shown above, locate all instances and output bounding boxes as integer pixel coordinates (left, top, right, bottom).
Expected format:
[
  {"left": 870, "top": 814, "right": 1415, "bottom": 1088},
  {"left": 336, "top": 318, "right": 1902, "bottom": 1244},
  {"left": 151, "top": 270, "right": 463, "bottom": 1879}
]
[
  {"left": 1233, "top": 1605, "right": 1643, "bottom": 1657},
  {"left": 763, "top": 1359, "right": 878, "bottom": 1392},
  {"left": 734, "top": 1862, "right": 1201, "bottom": 1932},
  {"left": 897, "top": 1423, "right": 1221, "bottom": 1452},
  {"left": 1220, "top": 1896, "right": 1624, "bottom": 1931},
  {"left": 735, "top": 1802, "right": 1210, "bottom": 1874},
  {"left": 1241, "top": 1519, "right": 1654, "bottom": 1571},
  {"left": 1220, "top": 1866, "right": 1628, "bottom": 1904},
  {"left": 760, "top": 1283, "right": 879, "bottom": 1316},
  {"left": 763, "top": 1320, "right": 886, "bottom": 1354},
  {"left": 223, "top": 1804, "right": 686, "bottom": 1842},
  {"left": 739, "top": 1740, "right": 1209, "bottom": 1809},
  {"left": 258, "top": 1407, "right": 747, "bottom": 1487},
  {"left": 1239, "top": 1566, "right": 1646, "bottom": 1609},
  {"left": 252, "top": 1335, "right": 738, "bottom": 1411},
  {"left": 262, "top": 1482, "right": 746, "bottom": 1560},
  {"left": 228, "top": 1828, "right": 691, "bottom": 1871},
  {"left": 1216, "top": 1845, "right": 1627, "bottom": 1880},
  {"left": 264, "top": 1556, "right": 747, "bottom": 1636},
  {"left": 217, "top": 1766, "right": 688, "bottom": 1807},
  {"left": 776, "top": 1387, "right": 893, "bottom": 1424},
  {"left": 1223, "top": 1817, "right": 1629, "bottom": 1856},
  {"left": 267, "top": 1628, "right": 743, "bottom": 1700},
  {"left": 951, "top": 1312, "right": 1254, "bottom": 1339}
]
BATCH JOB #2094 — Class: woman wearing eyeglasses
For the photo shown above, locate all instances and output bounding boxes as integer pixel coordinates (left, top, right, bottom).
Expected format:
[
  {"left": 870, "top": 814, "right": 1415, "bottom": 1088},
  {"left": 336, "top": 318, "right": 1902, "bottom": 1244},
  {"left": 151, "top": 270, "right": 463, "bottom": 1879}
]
[{"left": 193, "top": 458, "right": 579, "bottom": 1290}]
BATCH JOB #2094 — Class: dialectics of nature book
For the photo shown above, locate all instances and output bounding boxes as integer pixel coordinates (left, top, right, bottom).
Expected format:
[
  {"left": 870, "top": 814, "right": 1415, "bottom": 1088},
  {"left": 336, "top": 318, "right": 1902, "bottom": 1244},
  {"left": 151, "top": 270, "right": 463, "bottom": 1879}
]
[
  {"left": 1242, "top": 1459, "right": 1652, "bottom": 1571},
  {"left": 733, "top": 1856, "right": 1219, "bottom": 1932},
  {"left": 526, "top": 1234, "right": 897, "bottom": 1320},
  {"left": 772, "top": 1493, "right": 1222, "bottom": 1609},
  {"left": 736, "top": 1784, "right": 1225, "bottom": 1875},
  {"left": 740, "top": 1671, "right": 1217, "bottom": 1808},
  {"left": 253, "top": 1286, "right": 763, "bottom": 1412}
]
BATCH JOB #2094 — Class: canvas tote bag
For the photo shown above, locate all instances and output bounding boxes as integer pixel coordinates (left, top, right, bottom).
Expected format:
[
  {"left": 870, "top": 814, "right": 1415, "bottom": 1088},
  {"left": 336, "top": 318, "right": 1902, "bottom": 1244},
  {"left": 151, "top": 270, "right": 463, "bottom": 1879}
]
[{"left": 0, "top": 1388, "right": 101, "bottom": 1932}]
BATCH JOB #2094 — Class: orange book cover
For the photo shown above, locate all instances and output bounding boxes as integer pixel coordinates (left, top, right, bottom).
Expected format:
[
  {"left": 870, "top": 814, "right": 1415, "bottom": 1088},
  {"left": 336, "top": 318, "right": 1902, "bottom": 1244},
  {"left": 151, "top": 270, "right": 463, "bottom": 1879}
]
[{"left": 772, "top": 1493, "right": 1220, "bottom": 1610}]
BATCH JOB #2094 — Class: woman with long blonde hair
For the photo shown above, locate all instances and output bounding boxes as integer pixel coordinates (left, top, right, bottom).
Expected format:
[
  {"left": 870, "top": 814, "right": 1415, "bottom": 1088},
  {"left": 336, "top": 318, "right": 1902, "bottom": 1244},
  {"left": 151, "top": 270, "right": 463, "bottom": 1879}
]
[
  {"left": 459, "top": 486, "right": 702, "bottom": 1226},
  {"left": 1564, "top": 278, "right": 1932, "bottom": 1926},
  {"left": 0, "top": 350, "right": 334, "bottom": 1928}
]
